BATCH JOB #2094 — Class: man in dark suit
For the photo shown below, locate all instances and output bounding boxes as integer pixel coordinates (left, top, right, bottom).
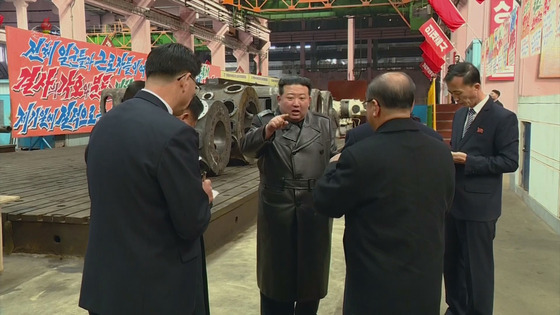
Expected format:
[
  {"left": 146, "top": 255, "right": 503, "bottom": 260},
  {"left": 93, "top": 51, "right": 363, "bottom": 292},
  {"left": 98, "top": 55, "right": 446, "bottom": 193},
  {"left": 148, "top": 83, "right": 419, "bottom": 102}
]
[
  {"left": 122, "top": 80, "right": 146, "bottom": 102},
  {"left": 177, "top": 95, "right": 204, "bottom": 128},
  {"left": 313, "top": 72, "right": 455, "bottom": 314},
  {"left": 444, "top": 62, "right": 519, "bottom": 315},
  {"left": 344, "top": 114, "right": 443, "bottom": 148},
  {"left": 79, "top": 43, "right": 213, "bottom": 315},
  {"left": 490, "top": 89, "right": 504, "bottom": 107}
]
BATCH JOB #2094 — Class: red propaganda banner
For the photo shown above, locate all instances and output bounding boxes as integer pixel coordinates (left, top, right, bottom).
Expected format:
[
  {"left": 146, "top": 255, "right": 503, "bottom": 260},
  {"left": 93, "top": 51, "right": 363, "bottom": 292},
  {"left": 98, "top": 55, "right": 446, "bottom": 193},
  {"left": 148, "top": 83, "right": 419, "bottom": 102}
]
[
  {"left": 420, "top": 62, "right": 438, "bottom": 79},
  {"left": 490, "top": 0, "right": 514, "bottom": 34},
  {"left": 422, "top": 54, "right": 443, "bottom": 72},
  {"left": 420, "top": 41, "right": 445, "bottom": 68},
  {"left": 6, "top": 26, "right": 146, "bottom": 138},
  {"left": 428, "top": 0, "right": 465, "bottom": 31},
  {"left": 419, "top": 19, "right": 454, "bottom": 58},
  {"left": 196, "top": 63, "right": 221, "bottom": 84}
]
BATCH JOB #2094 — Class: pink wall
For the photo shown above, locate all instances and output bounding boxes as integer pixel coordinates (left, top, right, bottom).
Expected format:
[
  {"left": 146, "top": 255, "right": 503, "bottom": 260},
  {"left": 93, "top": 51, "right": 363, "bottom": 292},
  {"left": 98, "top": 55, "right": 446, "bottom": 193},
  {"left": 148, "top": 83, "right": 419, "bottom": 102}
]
[
  {"left": 516, "top": 56, "right": 560, "bottom": 97},
  {"left": 480, "top": 1, "right": 517, "bottom": 112},
  {"left": 449, "top": 0, "right": 560, "bottom": 113}
]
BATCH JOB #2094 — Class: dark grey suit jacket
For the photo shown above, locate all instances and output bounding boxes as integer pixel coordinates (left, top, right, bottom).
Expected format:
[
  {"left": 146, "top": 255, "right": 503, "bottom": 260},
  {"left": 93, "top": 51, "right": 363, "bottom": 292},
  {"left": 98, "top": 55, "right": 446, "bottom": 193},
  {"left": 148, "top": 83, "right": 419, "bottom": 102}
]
[
  {"left": 450, "top": 98, "right": 518, "bottom": 221},
  {"left": 314, "top": 118, "right": 455, "bottom": 314},
  {"left": 344, "top": 119, "right": 443, "bottom": 149},
  {"left": 80, "top": 90, "right": 211, "bottom": 314}
]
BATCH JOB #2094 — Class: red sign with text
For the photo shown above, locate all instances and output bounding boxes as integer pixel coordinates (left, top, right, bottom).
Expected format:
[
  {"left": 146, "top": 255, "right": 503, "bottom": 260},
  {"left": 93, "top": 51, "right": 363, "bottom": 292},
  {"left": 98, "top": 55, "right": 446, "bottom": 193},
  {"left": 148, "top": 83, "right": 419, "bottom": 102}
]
[
  {"left": 420, "top": 62, "right": 438, "bottom": 79},
  {"left": 419, "top": 18, "right": 454, "bottom": 58},
  {"left": 490, "top": 0, "right": 514, "bottom": 33},
  {"left": 6, "top": 27, "right": 146, "bottom": 138}
]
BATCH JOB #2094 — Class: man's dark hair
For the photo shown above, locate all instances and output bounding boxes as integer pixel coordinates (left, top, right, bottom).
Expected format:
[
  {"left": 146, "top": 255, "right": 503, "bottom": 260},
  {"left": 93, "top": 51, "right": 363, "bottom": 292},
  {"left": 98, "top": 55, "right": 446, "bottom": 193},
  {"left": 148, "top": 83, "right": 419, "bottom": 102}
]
[
  {"left": 492, "top": 89, "right": 501, "bottom": 97},
  {"left": 366, "top": 72, "right": 416, "bottom": 110},
  {"left": 145, "top": 43, "right": 201, "bottom": 80},
  {"left": 188, "top": 95, "right": 204, "bottom": 120},
  {"left": 444, "top": 62, "right": 481, "bottom": 85},
  {"left": 278, "top": 76, "right": 312, "bottom": 96},
  {"left": 122, "top": 80, "right": 145, "bottom": 101}
]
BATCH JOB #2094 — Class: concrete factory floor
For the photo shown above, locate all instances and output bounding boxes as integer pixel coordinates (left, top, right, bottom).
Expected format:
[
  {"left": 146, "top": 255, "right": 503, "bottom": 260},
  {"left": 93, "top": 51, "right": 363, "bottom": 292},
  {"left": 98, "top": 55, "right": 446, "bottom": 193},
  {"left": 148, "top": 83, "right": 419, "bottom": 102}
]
[{"left": 1, "top": 183, "right": 559, "bottom": 315}]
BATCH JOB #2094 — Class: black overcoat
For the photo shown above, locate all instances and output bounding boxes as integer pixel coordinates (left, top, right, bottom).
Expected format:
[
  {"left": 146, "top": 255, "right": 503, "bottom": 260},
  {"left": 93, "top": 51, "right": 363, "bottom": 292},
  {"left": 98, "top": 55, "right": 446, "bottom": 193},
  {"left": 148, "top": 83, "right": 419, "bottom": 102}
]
[{"left": 241, "top": 109, "right": 337, "bottom": 301}]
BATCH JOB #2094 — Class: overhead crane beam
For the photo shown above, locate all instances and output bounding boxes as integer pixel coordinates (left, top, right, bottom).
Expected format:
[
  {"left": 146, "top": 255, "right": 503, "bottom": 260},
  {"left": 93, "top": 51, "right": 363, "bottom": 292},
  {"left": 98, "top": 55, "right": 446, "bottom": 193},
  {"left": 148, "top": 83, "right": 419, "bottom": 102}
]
[
  {"left": 85, "top": 0, "right": 262, "bottom": 54},
  {"left": 175, "top": 0, "right": 270, "bottom": 41},
  {"left": 270, "top": 26, "right": 421, "bottom": 43},
  {"left": 221, "top": 0, "right": 414, "bottom": 13}
]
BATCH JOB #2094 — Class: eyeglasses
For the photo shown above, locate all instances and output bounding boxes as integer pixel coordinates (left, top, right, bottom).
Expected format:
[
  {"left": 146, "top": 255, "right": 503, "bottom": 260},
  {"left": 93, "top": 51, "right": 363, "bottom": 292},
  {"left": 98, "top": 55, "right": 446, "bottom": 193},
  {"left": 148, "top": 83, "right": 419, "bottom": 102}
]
[
  {"left": 177, "top": 73, "right": 201, "bottom": 92},
  {"left": 176, "top": 73, "right": 188, "bottom": 81},
  {"left": 189, "top": 75, "right": 201, "bottom": 92},
  {"left": 362, "top": 99, "right": 374, "bottom": 107}
]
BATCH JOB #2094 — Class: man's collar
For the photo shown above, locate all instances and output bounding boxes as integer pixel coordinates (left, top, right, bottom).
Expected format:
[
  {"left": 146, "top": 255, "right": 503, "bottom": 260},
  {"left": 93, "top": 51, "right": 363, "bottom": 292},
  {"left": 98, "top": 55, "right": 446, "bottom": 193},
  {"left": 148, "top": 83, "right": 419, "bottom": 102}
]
[
  {"left": 141, "top": 88, "right": 173, "bottom": 115},
  {"left": 473, "top": 95, "right": 489, "bottom": 113}
]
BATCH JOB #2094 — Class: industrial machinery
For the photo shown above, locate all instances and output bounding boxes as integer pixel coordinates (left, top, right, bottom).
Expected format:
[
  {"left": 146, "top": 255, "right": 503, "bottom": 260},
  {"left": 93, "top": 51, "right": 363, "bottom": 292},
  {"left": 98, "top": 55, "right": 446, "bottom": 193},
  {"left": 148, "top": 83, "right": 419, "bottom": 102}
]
[{"left": 99, "top": 82, "right": 340, "bottom": 175}]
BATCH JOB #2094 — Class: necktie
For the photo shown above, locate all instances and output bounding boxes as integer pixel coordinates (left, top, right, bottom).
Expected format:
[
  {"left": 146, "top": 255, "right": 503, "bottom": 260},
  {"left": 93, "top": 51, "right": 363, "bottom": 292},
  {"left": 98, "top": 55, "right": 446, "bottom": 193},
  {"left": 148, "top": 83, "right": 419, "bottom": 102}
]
[{"left": 462, "top": 108, "right": 476, "bottom": 138}]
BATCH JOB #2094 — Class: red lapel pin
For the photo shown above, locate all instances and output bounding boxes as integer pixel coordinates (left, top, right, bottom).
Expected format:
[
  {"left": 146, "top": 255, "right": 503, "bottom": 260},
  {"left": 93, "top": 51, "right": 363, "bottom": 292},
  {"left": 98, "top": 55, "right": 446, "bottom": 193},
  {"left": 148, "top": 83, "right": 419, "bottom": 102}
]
[{"left": 477, "top": 127, "right": 484, "bottom": 134}]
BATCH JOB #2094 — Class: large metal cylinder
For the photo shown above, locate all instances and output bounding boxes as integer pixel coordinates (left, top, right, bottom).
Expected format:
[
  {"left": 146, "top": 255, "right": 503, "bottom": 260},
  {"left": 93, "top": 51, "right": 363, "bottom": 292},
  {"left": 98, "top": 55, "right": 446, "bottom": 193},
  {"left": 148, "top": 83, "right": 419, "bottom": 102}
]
[
  {"left": 339, "top": 99, "right": 350, "bottom": 118},
  {"left": 195, "top": 100, "right": 232, "bottom": 176},
  {"left": 320, "top": 90, "right": 339, "bottom": 133},
  {"left": 199, "top": 84, "right": 261, "bottom": 163},
  {"left": 100, "top": 88, "right": 126, "bottom": 114},
  {"left": 252, "top": 86, "right": 279, "bottom": 111},
  {"left": 310, "top": 88, "right": 323, "bottom": 114},
  {"left": 339, "top": 99, "right": 363, "bottom": 119},
  {"left": 320, "top": 91, "right": 333, "bottom": 114}
]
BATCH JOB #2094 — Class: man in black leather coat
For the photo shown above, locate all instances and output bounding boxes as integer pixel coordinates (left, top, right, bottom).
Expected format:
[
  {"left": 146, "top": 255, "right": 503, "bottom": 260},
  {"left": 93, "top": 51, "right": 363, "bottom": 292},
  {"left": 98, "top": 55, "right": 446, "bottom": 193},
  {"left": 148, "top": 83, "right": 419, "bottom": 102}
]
[{"left": 241, "top": 76, "right": 337, "bottom": 315}]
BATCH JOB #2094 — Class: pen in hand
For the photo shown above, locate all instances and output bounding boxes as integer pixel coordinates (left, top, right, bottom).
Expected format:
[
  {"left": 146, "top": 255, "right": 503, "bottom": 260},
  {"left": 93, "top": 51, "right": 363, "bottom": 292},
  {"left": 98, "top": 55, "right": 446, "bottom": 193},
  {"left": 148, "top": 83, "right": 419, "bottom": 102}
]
[{"left": 201, "top": 171, "right": 213, "bottom": 204}]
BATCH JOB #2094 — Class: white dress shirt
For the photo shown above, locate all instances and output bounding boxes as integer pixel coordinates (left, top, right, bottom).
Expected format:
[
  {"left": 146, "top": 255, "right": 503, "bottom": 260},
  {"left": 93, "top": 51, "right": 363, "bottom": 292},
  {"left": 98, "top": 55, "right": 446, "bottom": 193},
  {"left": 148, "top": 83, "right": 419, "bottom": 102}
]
[
  {"left": 141, "top": 88, "right": 173, "bottom": 115},
  {"left": 463, "top": 95, "right": 488, "bottom": 131}
]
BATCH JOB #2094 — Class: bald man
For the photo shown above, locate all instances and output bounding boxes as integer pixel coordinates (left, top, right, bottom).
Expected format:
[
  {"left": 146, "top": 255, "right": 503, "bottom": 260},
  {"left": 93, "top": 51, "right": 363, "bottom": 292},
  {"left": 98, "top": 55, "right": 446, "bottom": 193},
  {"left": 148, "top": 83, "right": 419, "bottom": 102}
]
[{"left": 313, "top": 72, "right": 455, "bottom": 314}]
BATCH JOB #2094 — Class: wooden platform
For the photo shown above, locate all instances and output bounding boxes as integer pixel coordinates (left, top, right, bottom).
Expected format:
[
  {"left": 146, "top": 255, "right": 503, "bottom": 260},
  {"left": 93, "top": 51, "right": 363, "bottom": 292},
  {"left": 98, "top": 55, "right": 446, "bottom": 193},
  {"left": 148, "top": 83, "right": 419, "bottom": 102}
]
[{"left": 0, "top": 146, "right": 260, "bottom": 256}]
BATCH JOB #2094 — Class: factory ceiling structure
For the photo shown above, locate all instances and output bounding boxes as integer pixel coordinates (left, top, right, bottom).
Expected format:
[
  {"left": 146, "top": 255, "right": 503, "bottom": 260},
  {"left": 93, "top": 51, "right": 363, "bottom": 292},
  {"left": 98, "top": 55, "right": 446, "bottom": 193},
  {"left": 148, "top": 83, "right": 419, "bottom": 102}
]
[{"left": 0, "top": 0, "right": 435, "bottom": 77}]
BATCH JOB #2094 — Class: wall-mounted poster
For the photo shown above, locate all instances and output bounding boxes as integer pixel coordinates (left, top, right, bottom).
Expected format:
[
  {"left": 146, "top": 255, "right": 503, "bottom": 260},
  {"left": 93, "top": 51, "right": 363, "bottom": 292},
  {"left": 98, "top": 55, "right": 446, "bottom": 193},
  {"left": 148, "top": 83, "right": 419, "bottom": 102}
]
[
  {"left": 521, "top": 0, "right": 533, "bottom": 58},
  {"left": 531, "top": 0, "right": 545, "bottom": 55},
  {"left": 486, "top": 0, "right": 518, "bottom": 80},
  {"left": 539, "top": 0, "right": 560, "bottom": 78}
]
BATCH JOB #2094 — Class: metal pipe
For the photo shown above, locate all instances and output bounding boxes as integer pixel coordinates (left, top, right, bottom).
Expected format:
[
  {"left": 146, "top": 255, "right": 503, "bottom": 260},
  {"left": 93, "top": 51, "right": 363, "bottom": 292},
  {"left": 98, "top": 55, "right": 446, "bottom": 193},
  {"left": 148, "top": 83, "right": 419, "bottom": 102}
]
[{"left": 0, "top": 125, "right": 12, "bottom": 133}]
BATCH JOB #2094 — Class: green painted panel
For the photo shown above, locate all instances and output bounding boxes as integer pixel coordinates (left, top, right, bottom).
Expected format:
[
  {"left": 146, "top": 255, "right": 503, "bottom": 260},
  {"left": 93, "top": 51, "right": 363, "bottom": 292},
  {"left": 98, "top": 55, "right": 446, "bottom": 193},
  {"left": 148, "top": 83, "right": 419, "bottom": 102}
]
[
  {"left": 410, "top": 1, "right": 430, "bottom": 30},
  {"left": 86, "top": 33, "right": 209, "bottom": 52},
  {"left": 255, "top": 5, "right": 409, "bottom": 20}
]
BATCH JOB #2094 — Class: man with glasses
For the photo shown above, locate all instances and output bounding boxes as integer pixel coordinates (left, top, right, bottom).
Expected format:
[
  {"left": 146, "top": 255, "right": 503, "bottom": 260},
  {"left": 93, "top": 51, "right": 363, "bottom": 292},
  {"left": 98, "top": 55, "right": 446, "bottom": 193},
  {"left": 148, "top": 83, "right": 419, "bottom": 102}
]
[
  {"left": 444, "top": 63, "right": 518, "bottom": 315},
  {"left": 241, "top": 76, "right": 337, "bottom": 315},
  {"left": 313, "top": 72, "right": 455, "bottom": 314},
  {"left": 80, "top": 43, "right": 212, "bottom": 315}
]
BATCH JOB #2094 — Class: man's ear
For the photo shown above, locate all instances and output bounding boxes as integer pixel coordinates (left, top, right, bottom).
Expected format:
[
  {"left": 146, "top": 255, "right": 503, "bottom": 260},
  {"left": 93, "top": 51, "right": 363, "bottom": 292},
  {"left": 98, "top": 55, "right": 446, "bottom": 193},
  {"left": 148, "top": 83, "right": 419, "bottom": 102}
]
[
  {"left": 371, "top": 99, "right": 380, "bottom": 117},
  {"left": 180, "top": 112, "right": 190, "bottom": 121}
]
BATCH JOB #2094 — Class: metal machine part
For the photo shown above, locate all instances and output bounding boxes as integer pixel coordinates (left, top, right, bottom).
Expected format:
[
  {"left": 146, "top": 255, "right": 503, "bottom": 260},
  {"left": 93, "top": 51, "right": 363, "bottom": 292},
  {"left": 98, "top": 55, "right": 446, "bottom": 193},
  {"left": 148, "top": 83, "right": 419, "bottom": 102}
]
[
  {"left": 252, "top": 86, "right": 279, "bottom": 112},
  {"left": 310, "top": 88, "right": 323, "bottom": 114},
  {"left": 99, "top": 88, "right": 126, "bottom": 114},
  {"left": 198, "top": 84, "right": 261, "bottom": 164},
  {"left": 196, "top": 100, "right": 232, "bottom": 176}
]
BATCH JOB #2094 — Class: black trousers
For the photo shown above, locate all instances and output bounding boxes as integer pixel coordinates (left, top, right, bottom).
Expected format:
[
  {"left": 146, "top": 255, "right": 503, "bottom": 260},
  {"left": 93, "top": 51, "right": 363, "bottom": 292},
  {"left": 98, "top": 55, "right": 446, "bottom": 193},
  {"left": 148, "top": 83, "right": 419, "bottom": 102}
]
[
  {"left": 444, "top": 215, "right": 497, "bottom": 315},
  {"left": 260, "top": 292, "right": 319, "bottom": 315}
]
